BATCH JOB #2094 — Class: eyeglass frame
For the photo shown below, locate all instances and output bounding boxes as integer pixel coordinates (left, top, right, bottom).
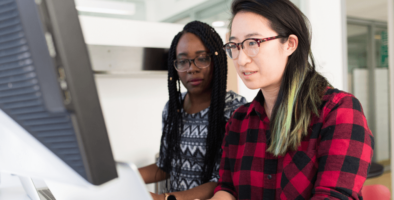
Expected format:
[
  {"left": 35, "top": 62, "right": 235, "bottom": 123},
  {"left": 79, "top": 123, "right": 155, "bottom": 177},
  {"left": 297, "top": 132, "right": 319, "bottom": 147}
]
[
  {"left": 173, "top": 53, "right": 213, "bottom": 72},
  {"left": 223, "top": 35, "right": 287, "bottom": 59}
]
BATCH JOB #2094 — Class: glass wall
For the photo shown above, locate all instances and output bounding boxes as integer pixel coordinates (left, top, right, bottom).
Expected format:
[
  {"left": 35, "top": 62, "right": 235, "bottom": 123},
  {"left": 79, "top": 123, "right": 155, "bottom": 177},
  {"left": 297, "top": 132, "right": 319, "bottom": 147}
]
[{"left": 347, "top": 19, "right": 390, "bottom": 166}]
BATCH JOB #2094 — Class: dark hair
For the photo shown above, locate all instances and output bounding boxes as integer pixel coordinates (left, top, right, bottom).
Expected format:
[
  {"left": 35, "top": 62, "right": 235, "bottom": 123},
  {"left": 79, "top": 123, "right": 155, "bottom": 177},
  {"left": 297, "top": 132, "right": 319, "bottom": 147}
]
[
  {"left": 158, "top": 21, "right": 228, "bottom": 189},
  {"left": 231, "top": 0, "right": 330, "bottom": 155}
]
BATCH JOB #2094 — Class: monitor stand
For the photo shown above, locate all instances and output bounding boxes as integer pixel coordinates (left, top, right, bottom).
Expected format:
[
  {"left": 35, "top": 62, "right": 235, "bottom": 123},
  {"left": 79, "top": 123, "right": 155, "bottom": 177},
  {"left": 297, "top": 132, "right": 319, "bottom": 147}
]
[
  {"left": 19, "top": 176, "right": 55, "bottom": 200},
  {"left": 19, "top": 176, "right": 41, "bottom": 200}
]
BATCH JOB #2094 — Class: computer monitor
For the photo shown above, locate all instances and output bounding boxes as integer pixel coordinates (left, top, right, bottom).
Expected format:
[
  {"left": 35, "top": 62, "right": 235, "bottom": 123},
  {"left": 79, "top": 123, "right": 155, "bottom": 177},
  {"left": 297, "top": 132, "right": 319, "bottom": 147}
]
[{"left": 0, "top": 0, "right": 118, "bottom": 187}]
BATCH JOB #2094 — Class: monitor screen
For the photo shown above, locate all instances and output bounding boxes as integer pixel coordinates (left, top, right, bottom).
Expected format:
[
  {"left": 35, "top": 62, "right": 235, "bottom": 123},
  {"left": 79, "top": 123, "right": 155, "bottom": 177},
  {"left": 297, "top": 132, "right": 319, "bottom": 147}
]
[{"left": 0, "top": 0, "right": 117, "bottom": 185}]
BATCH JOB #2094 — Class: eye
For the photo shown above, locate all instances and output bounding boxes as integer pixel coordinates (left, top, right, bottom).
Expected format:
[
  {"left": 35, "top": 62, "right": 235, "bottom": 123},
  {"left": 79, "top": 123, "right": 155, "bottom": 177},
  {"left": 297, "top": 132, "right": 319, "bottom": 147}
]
[
  {"left": 225, "top": 43, "right": 237, "bottom": 50},
  {"left": 248, "top": 40, "right": 258, "bottom": 46},
  {"left": 178, "top": 60, "right": 188, "bottom": 65},
  {"left": 229, "top": 44, "right": 237, "bottom": 49},
  {"left": 198, "top": 56, "right": 210, "bottom": 62}
]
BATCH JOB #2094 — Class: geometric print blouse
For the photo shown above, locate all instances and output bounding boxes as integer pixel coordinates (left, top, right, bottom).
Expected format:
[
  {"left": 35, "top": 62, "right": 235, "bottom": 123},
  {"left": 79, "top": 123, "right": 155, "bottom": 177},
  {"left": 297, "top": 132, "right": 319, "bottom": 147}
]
[{"left": 157, "top": 90, "right": 247, "bottom": 192}]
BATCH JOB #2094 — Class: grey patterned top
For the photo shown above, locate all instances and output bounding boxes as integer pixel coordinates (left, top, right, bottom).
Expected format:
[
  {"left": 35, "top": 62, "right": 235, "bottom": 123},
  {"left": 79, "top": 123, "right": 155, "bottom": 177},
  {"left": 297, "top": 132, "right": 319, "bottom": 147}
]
[{"left": 156, "top": 91, "right": 247, "bottom": 192}]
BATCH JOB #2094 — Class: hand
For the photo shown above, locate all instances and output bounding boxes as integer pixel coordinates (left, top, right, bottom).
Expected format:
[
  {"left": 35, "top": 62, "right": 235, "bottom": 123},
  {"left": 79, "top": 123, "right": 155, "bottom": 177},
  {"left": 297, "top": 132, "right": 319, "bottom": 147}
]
[{"left": 150, "top": 192, "right": 165, "bottom": 200}]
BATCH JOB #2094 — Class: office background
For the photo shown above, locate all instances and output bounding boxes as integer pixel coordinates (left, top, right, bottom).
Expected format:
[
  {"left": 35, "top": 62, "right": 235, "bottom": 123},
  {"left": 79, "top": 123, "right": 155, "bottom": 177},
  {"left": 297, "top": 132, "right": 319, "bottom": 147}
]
[{"left": 72, "top": 0, "right": 394, "bottom": 195}]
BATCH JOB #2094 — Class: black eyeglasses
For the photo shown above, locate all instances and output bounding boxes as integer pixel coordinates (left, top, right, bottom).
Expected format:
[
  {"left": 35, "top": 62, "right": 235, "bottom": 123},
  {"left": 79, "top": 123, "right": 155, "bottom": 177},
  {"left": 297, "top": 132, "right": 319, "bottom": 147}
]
[
  {"left": 173, "top": 54, "right": 212, "bottom": 72},
  {"left": 223, "top": 35, "right": 286, "bottom": 59}
]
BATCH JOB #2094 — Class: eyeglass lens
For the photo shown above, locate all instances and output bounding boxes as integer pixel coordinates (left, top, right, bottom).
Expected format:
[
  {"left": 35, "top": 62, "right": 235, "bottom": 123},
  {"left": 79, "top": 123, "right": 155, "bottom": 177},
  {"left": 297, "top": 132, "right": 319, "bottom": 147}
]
[
  {"left": 174, "top": 54, "right": 211, "bottom": 72},
  {"left": 224, "top": 39, "right": 260, "bottom": 59}
]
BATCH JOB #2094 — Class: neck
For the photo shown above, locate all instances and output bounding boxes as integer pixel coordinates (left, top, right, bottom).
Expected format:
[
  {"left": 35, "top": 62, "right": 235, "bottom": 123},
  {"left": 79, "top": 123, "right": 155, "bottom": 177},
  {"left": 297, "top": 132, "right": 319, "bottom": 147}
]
[
  {"left": 261, "top": 85, "right": 280, "bottom": 119},
  {"left": 184, "top": 89, "right": 212, "bottom": 114},
  {"left": 188, "top": 89, "right": 211, "bottom": 104}
]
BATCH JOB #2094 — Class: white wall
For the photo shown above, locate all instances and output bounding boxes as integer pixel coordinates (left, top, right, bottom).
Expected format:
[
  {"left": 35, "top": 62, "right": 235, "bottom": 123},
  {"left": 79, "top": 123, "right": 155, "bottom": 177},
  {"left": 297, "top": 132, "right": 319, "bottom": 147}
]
[
  {"left": 93, "top": 74, "right": 167, "bottom": 192},
  {"left": 374, "top": 69, "right": 390, "bottom": 162},
  {"left": 94, "top": 74, "right": 166, "bottom": 165},
  {"left": 300, "top": 0, "right": 347, "bottom": 91}
]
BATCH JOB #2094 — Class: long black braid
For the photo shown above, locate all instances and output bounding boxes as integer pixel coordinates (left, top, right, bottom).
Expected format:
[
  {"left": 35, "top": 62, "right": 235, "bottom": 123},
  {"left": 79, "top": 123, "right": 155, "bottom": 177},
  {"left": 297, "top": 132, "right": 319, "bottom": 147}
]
[{"left": 158, "top": 21, "right": 228, "bottom": 190}]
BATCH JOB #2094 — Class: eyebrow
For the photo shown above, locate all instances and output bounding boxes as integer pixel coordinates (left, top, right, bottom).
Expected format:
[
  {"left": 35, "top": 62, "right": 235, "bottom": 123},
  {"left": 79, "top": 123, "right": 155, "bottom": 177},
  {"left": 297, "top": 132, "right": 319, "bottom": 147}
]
[
  {"left": 229, "top": 32, "right": 264, "bottom": 42},
  {"left": 177, "top": 50, "right": 208, "bottom": 57}
]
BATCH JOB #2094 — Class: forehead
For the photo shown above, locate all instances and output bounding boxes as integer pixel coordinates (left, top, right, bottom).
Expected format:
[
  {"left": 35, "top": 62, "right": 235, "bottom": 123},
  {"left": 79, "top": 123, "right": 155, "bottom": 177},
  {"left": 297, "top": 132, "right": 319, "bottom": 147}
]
[
  {"left": 176, "top": 32, "right": 207, "bottom": 55},
  {"left": 230, "top": 11, "right": 275, "bottom": 41}
]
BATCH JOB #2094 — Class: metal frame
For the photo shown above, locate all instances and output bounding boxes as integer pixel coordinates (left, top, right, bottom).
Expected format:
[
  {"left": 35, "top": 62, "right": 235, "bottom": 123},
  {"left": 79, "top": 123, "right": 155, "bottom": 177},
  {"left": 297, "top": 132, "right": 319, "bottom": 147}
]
[
  {"left": 388, "top": 1, "right": 394, "bottom": 199},
  {"left": 368, "top": 25, "right": 376, "bottom": 162},
  {"left": 348, "top": 17, "right": 387, "bottom": 27}
]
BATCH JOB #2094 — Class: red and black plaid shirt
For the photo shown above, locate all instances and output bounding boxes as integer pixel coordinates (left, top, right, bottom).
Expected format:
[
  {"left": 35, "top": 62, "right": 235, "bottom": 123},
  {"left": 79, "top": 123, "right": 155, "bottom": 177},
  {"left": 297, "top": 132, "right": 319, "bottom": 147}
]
[{"left": 214, "top": 88, "right": 374, "bottom": 200}]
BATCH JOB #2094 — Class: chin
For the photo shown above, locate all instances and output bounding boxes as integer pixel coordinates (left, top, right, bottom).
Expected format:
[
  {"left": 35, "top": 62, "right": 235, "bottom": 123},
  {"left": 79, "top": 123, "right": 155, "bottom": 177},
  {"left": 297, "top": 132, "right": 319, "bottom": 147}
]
[
  {"left": 246, "top": 86, "right": 261, "bottom": 90},
  {"left": 244, "top": 84, "right": 261, "bottom": 90},
  {"left": 241, "top": 80, "right": 263, "bottom": 90},
  {"left": 187, "top": 87, "right": 203, "bottom": 94}
]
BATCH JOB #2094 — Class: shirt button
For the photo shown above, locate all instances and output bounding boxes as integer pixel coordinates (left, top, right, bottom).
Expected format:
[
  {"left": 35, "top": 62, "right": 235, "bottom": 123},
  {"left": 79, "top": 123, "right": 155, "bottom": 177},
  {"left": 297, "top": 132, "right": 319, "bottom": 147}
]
[{"left": 268, "top": 175, "right": 272, "bottom": 179}]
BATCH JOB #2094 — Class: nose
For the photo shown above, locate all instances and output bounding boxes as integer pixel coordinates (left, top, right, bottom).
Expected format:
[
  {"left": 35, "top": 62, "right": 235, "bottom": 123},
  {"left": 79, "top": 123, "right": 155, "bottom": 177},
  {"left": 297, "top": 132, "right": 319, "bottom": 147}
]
[
  {"left": 186, "top": 60, "right": 200, "bottom": 74},
  {"left": 237, "top": 47, "right": 251, "bottom": 67}
]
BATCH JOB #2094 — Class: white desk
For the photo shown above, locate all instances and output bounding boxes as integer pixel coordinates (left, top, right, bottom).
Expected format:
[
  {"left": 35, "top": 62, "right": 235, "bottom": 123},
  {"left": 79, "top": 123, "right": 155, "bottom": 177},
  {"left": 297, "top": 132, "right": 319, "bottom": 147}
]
[
  {"left": 0, "top": 173, "right": 31, "bottom": 200},
  {"left": 0, "top": 163, "right": 153, "bottom": 200}
]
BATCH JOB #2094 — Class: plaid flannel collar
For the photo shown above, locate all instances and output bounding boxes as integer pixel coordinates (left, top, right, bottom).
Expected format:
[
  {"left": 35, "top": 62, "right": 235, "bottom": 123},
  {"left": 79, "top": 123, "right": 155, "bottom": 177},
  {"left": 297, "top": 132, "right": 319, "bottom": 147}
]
[{"left": 246, "top": 90, "right": 267, "bottom": 121}]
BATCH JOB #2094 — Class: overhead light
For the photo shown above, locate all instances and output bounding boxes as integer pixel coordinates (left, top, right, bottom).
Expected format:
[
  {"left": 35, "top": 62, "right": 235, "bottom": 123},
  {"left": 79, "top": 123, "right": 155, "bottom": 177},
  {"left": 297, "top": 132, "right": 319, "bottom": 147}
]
[
  {"left": 212, "top": 21, "right": 225, "bottom": 27},
  {"left": 76, "top": 6, "right": 134, "bottom": 15},
  {"left": 75, "top": 0, "right": 135, "bottom": 16}
]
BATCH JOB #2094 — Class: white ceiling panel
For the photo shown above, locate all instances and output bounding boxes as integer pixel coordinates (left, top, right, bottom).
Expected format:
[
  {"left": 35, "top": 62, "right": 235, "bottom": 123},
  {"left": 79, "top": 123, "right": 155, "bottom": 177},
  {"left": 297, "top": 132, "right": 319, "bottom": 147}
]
[{"left": 346, "top": 0, "right": 388, "bottom": 22}]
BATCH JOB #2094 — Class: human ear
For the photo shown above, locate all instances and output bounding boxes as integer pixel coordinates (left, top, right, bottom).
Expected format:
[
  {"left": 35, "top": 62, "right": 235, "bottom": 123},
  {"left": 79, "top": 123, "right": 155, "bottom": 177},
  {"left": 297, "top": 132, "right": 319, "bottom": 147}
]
[{"left": 285, "top": 34, "right": 298, "bottom": 56}]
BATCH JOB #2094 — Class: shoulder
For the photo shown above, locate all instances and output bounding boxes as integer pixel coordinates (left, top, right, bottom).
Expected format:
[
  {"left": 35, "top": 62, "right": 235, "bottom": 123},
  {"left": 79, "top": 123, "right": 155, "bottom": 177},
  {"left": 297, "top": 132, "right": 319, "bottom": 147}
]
[
  {"left": 321, "top": 88, "right": 363, "bottom": 113},
  {"left": 319, "top": 88, "right": 367, "bottom": 128},
  {"left": 229, "top": 103, "right": 252, "bottom": 122},
  {"left": 224, "top": 91, "right": 248, "bottom": 119},
  {"left": 162, "top": 100, "right": 170, "bottom": 118},
  {"left": 224, "top": 90, "right": 247, "bottom": 108},
  {"left": 181, "top": 92, "right": 187, "bottom": 99},
  {"left": 322, "top": 88, "right": 354, "bottom": 102}
]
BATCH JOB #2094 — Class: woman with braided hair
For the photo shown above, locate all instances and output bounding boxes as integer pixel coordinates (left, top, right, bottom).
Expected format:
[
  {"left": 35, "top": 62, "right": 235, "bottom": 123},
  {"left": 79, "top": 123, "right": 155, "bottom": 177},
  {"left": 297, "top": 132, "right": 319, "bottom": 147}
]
[{"left": 138, "top": 21, "right": 246, "bottom": 200}]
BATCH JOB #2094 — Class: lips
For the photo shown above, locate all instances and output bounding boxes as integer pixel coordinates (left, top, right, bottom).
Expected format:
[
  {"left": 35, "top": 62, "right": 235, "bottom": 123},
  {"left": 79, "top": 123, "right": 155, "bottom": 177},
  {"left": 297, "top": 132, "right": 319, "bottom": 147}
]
[
  {"left": 188, "top": 78, "right": 203, "bottom": 86},
  {"left": 243, "top": 71, "right": 257, "bottom": 76}
]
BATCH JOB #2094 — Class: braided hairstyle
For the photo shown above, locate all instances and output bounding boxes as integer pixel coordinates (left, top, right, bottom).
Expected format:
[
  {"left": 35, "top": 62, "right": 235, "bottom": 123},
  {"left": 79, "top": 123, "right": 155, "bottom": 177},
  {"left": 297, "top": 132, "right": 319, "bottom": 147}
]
[{"left": 158, "top": 21, "right": 228, "bottom": 189}]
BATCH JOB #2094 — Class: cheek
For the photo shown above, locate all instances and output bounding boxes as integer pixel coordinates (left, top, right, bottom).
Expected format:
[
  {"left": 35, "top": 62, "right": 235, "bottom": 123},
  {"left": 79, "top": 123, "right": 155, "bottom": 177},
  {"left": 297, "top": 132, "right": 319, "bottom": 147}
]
[
  {"left": 206, "top": 67, "right": 213, "bottom": 83},
  {"left": 233, "top": 60, "right": 243, "bottom": 76},
  {"left": 177, "top": 72, "right": 187, "bottom": 85},
  {"left": 256, "top": 48, "right": 286, "bottom": 79}
]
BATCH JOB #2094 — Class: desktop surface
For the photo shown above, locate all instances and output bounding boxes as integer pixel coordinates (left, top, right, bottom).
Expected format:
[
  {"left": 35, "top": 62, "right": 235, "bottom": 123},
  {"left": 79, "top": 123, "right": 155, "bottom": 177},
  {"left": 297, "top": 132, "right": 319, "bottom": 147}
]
[
  {"left": 0, "top": 162, "right": 152, "bottom": 200},
  {"left": 0, "top": 173, "right": 31, "bottom": 200}
]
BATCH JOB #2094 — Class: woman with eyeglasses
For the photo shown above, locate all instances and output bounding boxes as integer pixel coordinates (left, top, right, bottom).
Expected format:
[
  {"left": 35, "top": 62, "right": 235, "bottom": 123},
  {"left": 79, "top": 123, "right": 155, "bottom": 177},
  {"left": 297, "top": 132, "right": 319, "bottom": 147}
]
[
  {"left": 206, "top": 0, "right": 374, "bottom": 200},
  {"left": 138, "top": 21, "right": 247, "bottom": 200}
]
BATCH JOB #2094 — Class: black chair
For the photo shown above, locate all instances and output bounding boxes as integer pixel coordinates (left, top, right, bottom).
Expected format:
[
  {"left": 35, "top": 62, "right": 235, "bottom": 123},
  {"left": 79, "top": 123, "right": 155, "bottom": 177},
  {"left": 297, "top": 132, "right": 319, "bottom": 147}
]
[{"left": 367, "top": 162, "right": 384, "bottom": 179}]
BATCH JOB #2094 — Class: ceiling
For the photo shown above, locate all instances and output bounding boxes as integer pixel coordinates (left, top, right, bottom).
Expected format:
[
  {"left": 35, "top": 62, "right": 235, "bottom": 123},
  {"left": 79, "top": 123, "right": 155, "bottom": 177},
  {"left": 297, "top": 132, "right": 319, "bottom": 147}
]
[
  {"left": 75, "top": 0, "right": 389, "bottom": 27},
  {"left": 346, "top": 0, "right": 388, "bottom": 22}
]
